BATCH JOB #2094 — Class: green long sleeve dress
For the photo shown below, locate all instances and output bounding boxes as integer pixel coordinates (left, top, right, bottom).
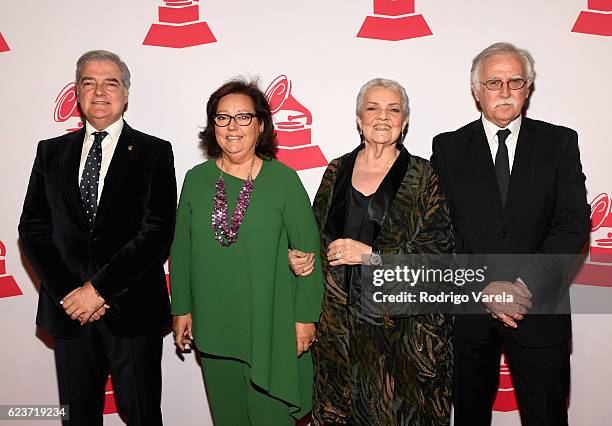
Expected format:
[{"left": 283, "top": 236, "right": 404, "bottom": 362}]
[{"left": 170, "top": 158, "right": 323, "bottom": 419}]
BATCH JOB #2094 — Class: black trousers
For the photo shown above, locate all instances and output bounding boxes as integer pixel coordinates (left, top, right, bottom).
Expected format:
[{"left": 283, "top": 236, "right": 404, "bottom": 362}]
[
  {"left": 453, "top": 321, "right": 570, "bottom": 426},
  {"left": 54, "top": 320, "right": 163, "bottom": 426}
]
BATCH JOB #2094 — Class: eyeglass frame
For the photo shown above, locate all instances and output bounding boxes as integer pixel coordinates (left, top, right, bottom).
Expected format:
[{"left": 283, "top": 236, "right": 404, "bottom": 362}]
[
  {"left": 479, "top": 78, "right": 528, "bottom": 91},
  {"left": 212, "top": 112, "right": 258, "bottom": 127}
]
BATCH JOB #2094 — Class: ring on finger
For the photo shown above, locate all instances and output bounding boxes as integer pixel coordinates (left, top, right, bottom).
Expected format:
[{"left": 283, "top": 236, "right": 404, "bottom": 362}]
[{"left": 336, "top": 252, "right": 341, "bottom": 260}]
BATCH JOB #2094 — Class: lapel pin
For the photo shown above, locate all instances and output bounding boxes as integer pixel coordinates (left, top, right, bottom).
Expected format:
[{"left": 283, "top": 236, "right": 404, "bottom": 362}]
[{"left": 128, "top": 145, "right": 134, "bottom": 151}]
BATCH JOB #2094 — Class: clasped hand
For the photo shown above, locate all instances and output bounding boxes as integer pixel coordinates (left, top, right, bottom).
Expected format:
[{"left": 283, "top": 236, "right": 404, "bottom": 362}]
[
  {"left": 61, "top": 281, "right": 109, "bottom": 325},
  {"left": 327, "top": 239, "right": 371, "bottom": 266},
  {"left": 483, "top": 280, "right": 532, "bottom": 328},
  {"left": 288, "top": 238, "right": 371, "bottom": 276},
  {"left": 288, "top": 249, "right": 315, "bottom": 276}
]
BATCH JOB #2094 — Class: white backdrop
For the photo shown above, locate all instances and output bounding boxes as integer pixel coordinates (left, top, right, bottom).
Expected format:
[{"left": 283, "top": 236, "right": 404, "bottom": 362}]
[{"left": 1, "top": 1, "right": 611, "bottom": 425}]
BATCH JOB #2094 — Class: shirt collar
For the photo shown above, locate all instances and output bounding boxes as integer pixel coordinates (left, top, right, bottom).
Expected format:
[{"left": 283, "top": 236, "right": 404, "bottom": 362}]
[
  {"left": 84, "top": 118, "right": 124, "bottom": 143},
  {"left": 481, "top": 114, "right": 522, "bottom": 143}
]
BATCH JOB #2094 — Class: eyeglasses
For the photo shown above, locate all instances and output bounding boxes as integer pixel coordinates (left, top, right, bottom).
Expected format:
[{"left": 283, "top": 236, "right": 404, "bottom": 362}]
[
  {"left": 212, "top": 113, "right": 258, "bottom": 127},
  {"left": 480, "top": 78, "right": 527, "bottom": 91}
]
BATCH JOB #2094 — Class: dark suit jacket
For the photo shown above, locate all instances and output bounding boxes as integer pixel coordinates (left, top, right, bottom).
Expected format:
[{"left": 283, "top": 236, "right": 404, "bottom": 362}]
[
  {"left": 19, "top": 122, "right": 177, "bottom": 338},
  {"left": 431, "top": 117, "right": 590, "bottom": 347}
]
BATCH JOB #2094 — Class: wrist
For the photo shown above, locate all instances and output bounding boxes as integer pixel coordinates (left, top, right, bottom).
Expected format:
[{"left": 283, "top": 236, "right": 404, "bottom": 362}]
[
  {"left": 89, "top": 283, "right": 104, "bottom": 302},
  {"left": 368, "top": 246, "right": 382, "bottom": 266}
]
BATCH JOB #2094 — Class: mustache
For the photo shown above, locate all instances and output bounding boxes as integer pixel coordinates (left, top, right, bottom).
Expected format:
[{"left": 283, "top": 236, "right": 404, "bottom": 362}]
[{"left": 493, "top": 98, "right": 517, "bottom": 107}]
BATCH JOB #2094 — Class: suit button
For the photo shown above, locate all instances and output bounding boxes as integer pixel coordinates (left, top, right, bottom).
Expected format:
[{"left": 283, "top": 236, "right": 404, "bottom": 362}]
[{"left": 499, "top": 232, "right": 507, "bottom": 239}]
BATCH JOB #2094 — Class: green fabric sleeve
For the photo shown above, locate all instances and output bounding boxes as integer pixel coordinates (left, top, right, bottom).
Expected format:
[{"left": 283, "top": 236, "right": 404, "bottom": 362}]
[
  {"left": 282, "top": 171, "right": 324, "bottom": 323},
  {"left": 170, "top": 169, "right": 193, "bottom": 315}
]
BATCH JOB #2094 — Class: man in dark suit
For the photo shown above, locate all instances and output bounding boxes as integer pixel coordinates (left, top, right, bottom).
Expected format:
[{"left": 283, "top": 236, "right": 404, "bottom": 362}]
[
  {"left": 19, "top": 50, "right": 176, "bottom": 425},
  {"left": 431, "top": 42, "right": 590, "bottom": 426}
]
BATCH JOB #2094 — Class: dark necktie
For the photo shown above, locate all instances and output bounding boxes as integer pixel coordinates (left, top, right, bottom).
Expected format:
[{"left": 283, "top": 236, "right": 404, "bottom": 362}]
[
  {"left": 495, "top": 128, "right": 511, "bottom": 206},
  {"left": 80, "top": 131, "right": 107, "bottom": 227}
]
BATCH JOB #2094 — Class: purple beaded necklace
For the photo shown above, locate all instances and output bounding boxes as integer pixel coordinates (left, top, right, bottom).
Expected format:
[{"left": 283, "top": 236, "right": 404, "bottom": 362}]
[{"left": 211, "top": 158, "right": 255, "bottom": 247}]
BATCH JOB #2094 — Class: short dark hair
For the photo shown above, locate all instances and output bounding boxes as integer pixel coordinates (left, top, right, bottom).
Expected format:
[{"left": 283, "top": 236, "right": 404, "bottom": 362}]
[{"left": 199, "top": 79, "right": 277, "bottom": 159}]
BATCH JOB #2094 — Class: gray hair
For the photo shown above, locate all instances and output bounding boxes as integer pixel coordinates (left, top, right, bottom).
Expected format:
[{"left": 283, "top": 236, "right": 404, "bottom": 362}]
[
  {"left": 356, "top": 78, "right": 410, "bottom": 119},
  {"left": 470, "top": 42, "right": 535, "bottom": 90},
  {"left": 75, "top": 50, "right": 131, "bottom": 90}
]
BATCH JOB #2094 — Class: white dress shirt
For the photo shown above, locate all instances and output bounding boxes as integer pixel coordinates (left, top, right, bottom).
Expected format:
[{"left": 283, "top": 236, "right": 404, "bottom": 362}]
[
  {"left": 78, "top": 118, "right": 124, "bottom": 203},
  {"left": 481, "top": 114, "right": 522, "bottom": 173},
  {"left": 482, "top": 114, "right": 529, "bottom": 288}
]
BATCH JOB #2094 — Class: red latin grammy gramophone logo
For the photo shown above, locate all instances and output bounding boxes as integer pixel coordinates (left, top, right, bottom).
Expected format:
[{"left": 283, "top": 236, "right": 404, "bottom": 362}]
[
  {"left": 0, "top": 241, "right": 22, "bottom": 298},
  {"left": 144, "top": 0, "right": 216, "bottom": 48},
  {"left": 572, "top": 0, "right": 612, "bottom": 36},
  {"left": 0, "top": 32, "right": 9, "bottom": 52},
  {"left": 165, "top": 259, "right": 171, "bottom": 295},
  {"left": 54, "top": 83, "right": 83, "bottom": 132},
  {"left": 574, "top": 193, "right": 612, "bottom": 287},
  {"left": 493, "top": 355, "right": 519, "bottom": 412},
  {"left": 264, "top": 75, "right": 327, "bottom": 171},
  {"left": 357, "top": 0, "right": 432, "bottom": 41},
  {"left": 103, "top": 376, "right": 118, "bottom": 415}
]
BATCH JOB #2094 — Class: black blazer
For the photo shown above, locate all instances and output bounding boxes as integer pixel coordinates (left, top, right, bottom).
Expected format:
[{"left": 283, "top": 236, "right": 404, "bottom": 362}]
[
  {"left": 19, "top": 122, "right": 177, "bottom": 338},
  {"left": 431, "top": 117, "right": 590, "bottom": 347}
]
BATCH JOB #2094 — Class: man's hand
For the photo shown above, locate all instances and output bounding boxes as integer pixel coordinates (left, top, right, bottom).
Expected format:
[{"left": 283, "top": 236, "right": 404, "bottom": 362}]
[
  {"left": 173, "top": 313, "right": 193, "bottom": 352},
  {"left": 296, "top": 322, "right": 316, "bottom": 357},
  {"left": 482, "top": 281, "right": 532, "bottom": 328},
  {"left": 87, "top": 303, "right": 111, "bottom": 323},
  {"left": 288, "top": 249, "right": 315, "bottom": 276},
  {"left": 61, "top": 281, "right": 106, "bottom": 325}
]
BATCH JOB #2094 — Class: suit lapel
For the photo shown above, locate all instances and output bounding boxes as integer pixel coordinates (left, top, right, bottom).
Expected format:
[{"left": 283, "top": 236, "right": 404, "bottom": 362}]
[
  {"left": 471, "top": 120, "right": 504, "bottom": 209},
  {"left": 60, "top": 128, "right": 88, "bottom": 228},
  {"left": 506, "top": 117, "right": 534, "bottom": 208},
  {"left": 96, "top": 121, "right": 136, "bottom": 219},
  {"left": 368, "top": 146, "right": 409, "bottom": 239},
  {"left": 323, "top": 144, "right": 409, "bottom": 244}
]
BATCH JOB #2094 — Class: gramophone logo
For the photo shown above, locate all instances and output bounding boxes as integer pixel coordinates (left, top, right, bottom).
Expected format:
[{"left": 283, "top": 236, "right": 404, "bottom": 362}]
[
  {"left": 572, "top": 0, "right": 612, "bottom": 36},
  {"left": 357, "top": 0, "right": 432, "bottom": 41},
  {"left": 264, "top": 75, "right": 327, "bottom": 171},
  {"left": 493, "top": 355, "right": 518, "bottom": 412},
  {"left": 0, "top": 32, "right": 9, "bottom": 52},
  {"left": 144, "top": 0, "right": 216, "bottom": 48},
  {"left": 103, "top": 376, "right": 118, "bottom": 415},
  {"left": 165, "top": 259, "right": 170, "bottom": 295},
  {"left": 54, "top": 82, "right": 83, "bottom": 132},
  {"left": 574, "top": 193, "right": 612, "bottom": 287},
  {"left": 0, "top": 241, "right": 23, "bottom": 298}
]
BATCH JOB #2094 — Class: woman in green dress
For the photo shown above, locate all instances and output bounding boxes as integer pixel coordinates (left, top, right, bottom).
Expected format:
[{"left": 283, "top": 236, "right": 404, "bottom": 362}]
[
  {"left": 171, "top": 79, "right": 323, "bottom": 425},
  {"left": 289, "top": 78, "right": 454, "bottom": 425}
]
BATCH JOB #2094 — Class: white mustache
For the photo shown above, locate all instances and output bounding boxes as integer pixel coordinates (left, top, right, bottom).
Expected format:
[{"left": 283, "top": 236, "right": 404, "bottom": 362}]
[{"left": 493, "top": 98, "right": 517, "bottom": 107}]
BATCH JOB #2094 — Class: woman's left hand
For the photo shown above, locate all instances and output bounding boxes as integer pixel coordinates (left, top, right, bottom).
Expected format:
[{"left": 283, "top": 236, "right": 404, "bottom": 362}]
[
  {"left": 296, "top": 322, "right": 316, "bottom": 357},
  {"left": 327, "top": 238, "right": 371, "bottom": 266}
]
